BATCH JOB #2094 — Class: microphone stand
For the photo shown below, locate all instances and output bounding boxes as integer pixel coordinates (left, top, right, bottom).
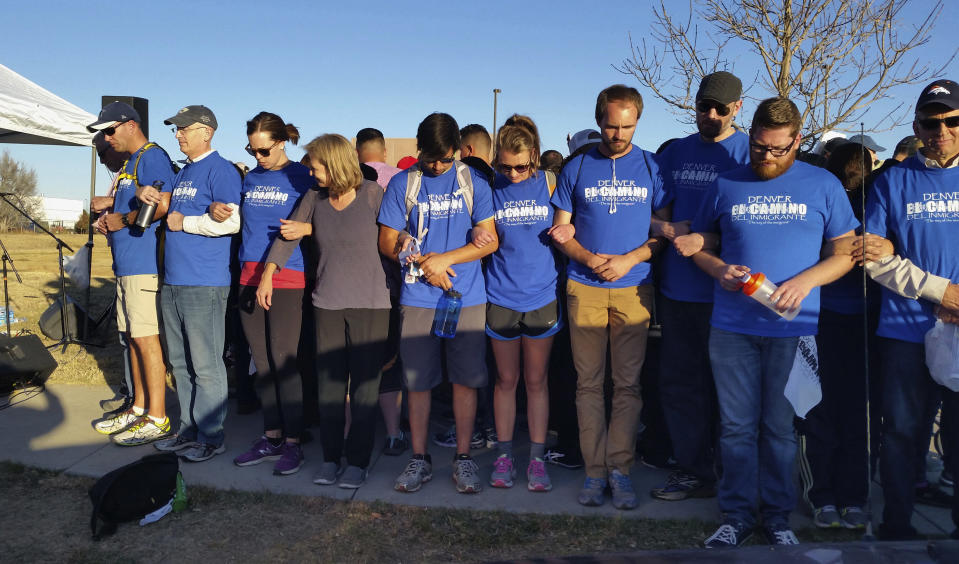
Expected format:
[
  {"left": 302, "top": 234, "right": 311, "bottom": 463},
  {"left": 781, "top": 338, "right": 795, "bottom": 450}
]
[
  {"left": 0, "top": 236, "right": 22, "bottom": 338},
  {"left": 0, "top": 193, "right": 98, "bottom": 351}
]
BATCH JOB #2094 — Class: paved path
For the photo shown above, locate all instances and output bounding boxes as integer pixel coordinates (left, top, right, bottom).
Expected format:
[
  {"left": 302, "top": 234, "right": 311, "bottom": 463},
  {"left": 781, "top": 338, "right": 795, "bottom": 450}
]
[{"left": 0, "top": 382, "right": 953, "bottom": 535}]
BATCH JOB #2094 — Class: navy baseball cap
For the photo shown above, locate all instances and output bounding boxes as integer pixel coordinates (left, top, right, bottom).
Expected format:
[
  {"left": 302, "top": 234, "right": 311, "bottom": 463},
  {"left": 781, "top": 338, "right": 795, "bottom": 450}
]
[
  {"left": 916, "top": 79, "right": 959, "bottom": 112},
  {"left": 87, "top": 101, "right": 141, "bottom": 132}
]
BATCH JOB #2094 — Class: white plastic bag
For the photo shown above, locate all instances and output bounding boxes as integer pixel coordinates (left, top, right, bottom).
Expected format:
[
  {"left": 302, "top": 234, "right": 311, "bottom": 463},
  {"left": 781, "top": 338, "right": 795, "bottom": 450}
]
[
  {"left": 925, "top": 320, "right": 959, "bottom": 391},
  {"left": 785, "top": 335, "right": 822, "bottom": 418},
  {"left": 61, "top": 245, "right": 91, "bottom": 291}
]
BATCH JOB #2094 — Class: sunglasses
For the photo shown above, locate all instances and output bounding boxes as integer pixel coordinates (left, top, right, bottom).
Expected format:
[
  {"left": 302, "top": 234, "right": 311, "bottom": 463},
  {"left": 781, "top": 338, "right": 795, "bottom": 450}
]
[
  {"left": 245, "top": 140, "right": 280, "bottom": 158},
  {"left": 916, "top": 116, "right": 959, "bottom": 130},
  {"left": 749, "top": 137, "right": 797, "bottom": 157},
  {"left": 696, "top": 101, "right": 732, "bottom": 117},
  {"left": 498, "top": 162, "right": 532, "bottom": 174},
  {"left": 101, "top": 121, "right": 128, "bottom": 136},
  {"left": 422, "top": 156, "right": 455, "bottom": 165}
]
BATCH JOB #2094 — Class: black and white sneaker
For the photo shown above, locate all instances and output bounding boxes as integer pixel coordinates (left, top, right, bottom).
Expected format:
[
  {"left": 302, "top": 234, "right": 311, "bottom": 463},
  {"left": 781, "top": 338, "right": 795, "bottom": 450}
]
[
  {"left": 704, "top": 521, "right": 753, "bottom": 548},
  {"left": 763, "top": 522, "right": 800, "bottom": 546}
]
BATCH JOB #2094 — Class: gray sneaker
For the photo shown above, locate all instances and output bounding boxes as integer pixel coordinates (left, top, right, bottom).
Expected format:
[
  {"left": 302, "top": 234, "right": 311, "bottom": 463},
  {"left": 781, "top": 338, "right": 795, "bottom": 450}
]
[
  {"left": 181, "top": 443, "right": 226, "bottom": 462},
  {"left": 453, "top": 456, "right": 482, "bottom": 493},
  {"left": 312, "top": 462, "right": 342, "bottom": 485},
  {"left": 154, "top": 434, "right": 198, "bottom": 452},
  {"left": 489, "top": 453, "right": 516, "bottom": 488},
  {"left": 394, "top": 456, "right": 433, "bottom": 492},
  {"left": 338, "top": 465, "right": 368, "bottom": 489},
  {"left": 840, "top": 506, "right": 869, "bottom": 530},
  {"left": 112, "top": 417, "right": 172, "bottom": 446},
  {"left": 813, "top": 505, "right": 842, "bottom": 528},
  {"left": 609, "top": 469, "right": 638, "bottom": 510},
  {"left": 578, "top": 476, "right": 607, "bottom": 506},
  {"left": 526, "top": 458, "right": 552, "bottom": 492}
]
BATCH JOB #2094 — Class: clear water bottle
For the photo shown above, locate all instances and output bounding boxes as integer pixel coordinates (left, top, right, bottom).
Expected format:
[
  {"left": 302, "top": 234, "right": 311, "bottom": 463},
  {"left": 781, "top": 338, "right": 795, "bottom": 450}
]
[
  {"left": 739, "top": 272, "right": 798, "bottom": 321},
  {"left": 432, "top": 290, "right": 462, "bottom": 338}
]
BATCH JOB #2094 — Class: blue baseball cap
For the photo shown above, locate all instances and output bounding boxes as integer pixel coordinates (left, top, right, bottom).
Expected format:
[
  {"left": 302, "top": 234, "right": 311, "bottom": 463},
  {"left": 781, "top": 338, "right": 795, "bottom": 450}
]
[{"left": 87, "top": 101, "right": 140, "bottom": 132}]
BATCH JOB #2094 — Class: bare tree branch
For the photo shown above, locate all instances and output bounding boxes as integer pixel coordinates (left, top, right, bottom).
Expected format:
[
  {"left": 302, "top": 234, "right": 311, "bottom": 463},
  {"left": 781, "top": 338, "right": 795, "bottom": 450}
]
[{"left": 617, "top": 0, "right": 957, "bottom": 150}]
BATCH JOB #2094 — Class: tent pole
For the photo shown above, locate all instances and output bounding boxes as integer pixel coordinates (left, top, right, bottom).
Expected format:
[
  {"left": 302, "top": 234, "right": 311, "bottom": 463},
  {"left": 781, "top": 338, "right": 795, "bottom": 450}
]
[{"left": 83, "top": 146, "right": 96, "bottom": 341}]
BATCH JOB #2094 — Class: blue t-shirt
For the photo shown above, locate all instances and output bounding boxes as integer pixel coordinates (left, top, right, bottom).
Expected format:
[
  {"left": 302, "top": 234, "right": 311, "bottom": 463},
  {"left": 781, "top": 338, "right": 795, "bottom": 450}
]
[
  {"left": 486, "top": 172, "right": 561, "bottom": 311},
  {"left": 377, "top": 164, "right": 495, "bottom": 308},
  {"left": 865, "top": 155, "right": 959, "bottom": 343},
  {"left": 111, "top": 144, "right": 175, "bottom": 277},
  {"left": 656, "top": 131, "right": 750, "bottom": 302},
  {"left": 162, "top": 151, "right": 242, "bottom": 286},
  {"left": 692, "top": 160, "right": 859, "bottom": 337},
  {"left": 239, "top": 162, "right": 313, "bottom": 271},
  {"left": 550, "top": 145, "right": 668, "bottom": 288}
]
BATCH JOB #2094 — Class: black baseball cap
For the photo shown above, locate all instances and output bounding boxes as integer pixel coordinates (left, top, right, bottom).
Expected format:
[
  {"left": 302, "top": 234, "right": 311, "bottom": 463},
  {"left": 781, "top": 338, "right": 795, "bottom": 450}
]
[
  {"left": 696, "top": 71, "right": 742, "bottom": 105},
  {"left": 87, "top": 101, "right": 140, "bottom": 132},
  {"left": 916, "top": 79, "right": 959, "bottom": 112},
  {"left": 163, "top": 105, "right": 218, "bottom": 130}
]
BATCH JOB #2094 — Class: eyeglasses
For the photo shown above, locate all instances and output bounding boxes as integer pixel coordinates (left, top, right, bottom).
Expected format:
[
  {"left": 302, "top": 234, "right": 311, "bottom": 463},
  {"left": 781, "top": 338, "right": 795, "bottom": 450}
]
[
  {"left": 171, "top": 125, "right": 207, "bottom": 135},
  {"left": 916, "top": 116, "right": 959, "bottom": 130},
  {"left": 498, "top": 162, "right": 532, "bottom": 174},
  {"left": 696, "top": 101, "right": 732, "bottom": 117},
  {"left": 102, "top": 121, "right": 129, "bottom": 136},
  {"left": 245, "top": 140, "right": 280, "bottom": 158},
  {"left": 422, "top": 156, "right": 455, "bottom": 165},
  {"left": 749, "top": 137, "right": 797, "bottom": 157}
]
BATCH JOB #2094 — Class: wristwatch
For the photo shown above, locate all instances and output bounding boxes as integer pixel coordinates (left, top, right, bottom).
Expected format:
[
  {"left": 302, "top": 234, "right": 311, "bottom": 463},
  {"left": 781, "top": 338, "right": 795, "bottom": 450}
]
[{"left": 120, "top": 213, "right": 131, "bottom": 227}]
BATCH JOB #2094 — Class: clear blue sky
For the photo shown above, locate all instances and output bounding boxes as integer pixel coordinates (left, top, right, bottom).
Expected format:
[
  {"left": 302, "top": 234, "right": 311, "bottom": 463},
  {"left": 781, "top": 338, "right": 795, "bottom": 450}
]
[{"left": 3, "top": 1, "right": 957, "bottom": 202}]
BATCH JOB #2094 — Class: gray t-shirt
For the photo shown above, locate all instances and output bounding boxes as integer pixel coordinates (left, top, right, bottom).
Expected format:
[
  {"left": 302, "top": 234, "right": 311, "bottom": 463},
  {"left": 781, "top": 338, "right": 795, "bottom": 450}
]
[{"left": 267, "top": 180, "right": 391, "bottom": 310}]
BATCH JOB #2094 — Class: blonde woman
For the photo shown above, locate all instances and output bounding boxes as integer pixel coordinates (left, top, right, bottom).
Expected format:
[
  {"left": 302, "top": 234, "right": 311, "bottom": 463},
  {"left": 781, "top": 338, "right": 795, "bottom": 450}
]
[{"left": 261, "top": 134, "right": 391, "bottom": 489}]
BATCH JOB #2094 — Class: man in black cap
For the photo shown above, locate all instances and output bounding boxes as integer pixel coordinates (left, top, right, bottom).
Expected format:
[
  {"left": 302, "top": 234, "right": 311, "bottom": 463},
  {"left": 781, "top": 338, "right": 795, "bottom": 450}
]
[
  {"left": 87, "top": 102, "right": 177, "bottom": 447},
  {"left": 649, "top": 71, "right": 750, "bottom": 502},
  {"left": 138, "top": 104, "right": 242, "bottom": 463},
  {"left": 863, "top": 79, "right": 959, "bottom": 540}
]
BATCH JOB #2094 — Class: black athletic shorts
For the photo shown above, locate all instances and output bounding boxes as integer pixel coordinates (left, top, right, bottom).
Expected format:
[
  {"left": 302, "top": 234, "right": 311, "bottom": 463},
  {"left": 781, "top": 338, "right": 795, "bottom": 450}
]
[{"left": 485, "top": 299, "right": 563, "bottom": 341}]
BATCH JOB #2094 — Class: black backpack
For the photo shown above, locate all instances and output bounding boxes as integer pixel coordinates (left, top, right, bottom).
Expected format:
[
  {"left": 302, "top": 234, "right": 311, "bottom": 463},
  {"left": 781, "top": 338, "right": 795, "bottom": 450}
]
[{"left": 88, "top": 452, "right": 180, "bottom": 540}]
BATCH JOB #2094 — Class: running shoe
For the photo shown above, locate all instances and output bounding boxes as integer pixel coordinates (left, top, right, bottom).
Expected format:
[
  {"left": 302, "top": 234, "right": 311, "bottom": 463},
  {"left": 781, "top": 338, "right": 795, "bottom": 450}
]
[
  {"left": 453, "top": 455, "right": 482, "bottom": 493},
  {"left": 526, "top": 458, "right": 552, "bottom": 492},
  {"left": 234, "top": 436, "right": 283, "bottom": 467},
  {"left": 704, "top": 520, "right": 753, "bottom": 548},
  {"left": 112, "top": 416, "right": 172, "bottom": 446},
  {"left": 489, "top": 453, "right": 516, "bottom": 488},
  {"left": 394, "top": 455, "right": 432, "bottom": 492},
  {"left": 95, "top": 408, "right": 140, "bottom": 435}
]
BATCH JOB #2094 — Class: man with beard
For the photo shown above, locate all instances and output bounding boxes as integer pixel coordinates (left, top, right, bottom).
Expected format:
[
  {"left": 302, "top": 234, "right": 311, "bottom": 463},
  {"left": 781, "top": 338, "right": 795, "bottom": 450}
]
[
  {"left": 550, "top": 84, "right": 668, "bottom": 510},
  {"left": 688, "top": 97, "right": 858, "bottom": 547},
  {"left": 650, "top": 71, "right": 749, "bottom": 502}
]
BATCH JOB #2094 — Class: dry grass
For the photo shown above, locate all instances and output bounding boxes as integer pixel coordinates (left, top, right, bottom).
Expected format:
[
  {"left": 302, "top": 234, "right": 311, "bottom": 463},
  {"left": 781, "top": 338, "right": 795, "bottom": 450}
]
[
  {"left": 3, "top": 232, "right": 124, "bottom": 387},
  {"left": 0, "top": 462, "right": 875, "bottom": 562}
]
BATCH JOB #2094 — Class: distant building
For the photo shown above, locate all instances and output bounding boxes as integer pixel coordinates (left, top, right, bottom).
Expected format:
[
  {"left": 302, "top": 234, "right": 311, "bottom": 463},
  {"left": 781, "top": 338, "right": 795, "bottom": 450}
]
[{"left": 34, "top": 196, "right": 85, "bottom": 229}]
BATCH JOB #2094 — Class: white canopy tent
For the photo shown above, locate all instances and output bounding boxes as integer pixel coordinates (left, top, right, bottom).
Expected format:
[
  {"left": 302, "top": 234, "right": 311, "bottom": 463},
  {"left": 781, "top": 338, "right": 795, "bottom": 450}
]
[
  {"left": 0, "top": 64, "right": 96, "bottom": 146},
  {"left": 0, "top": 63, "right": 101, "bottom": 342}
]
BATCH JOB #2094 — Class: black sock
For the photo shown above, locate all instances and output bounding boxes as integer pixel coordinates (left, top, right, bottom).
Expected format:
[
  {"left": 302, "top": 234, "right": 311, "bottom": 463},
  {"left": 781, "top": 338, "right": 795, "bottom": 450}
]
[{"left": 268, "top": 436, "right": 283, "bottom": 447}]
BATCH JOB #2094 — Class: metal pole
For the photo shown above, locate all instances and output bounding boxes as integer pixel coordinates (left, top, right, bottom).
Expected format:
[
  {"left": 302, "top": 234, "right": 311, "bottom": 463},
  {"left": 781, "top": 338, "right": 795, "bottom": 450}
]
[
  {"left": 493, "top": 89, "right": 501, "bottom": 149},
  {"left": 84, "top": 146, "right": 96, "bottom": 341}
]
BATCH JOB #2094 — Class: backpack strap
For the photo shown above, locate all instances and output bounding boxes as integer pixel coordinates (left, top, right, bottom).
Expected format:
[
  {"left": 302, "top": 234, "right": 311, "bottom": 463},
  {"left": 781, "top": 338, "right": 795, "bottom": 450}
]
[
  {"left": 545, "top": 170, "right": 557, "bottom": 197},
  {"left": 452, "top": 160, "right": 474, "bottom": 217},
  {"left": 404, "top": 164, "right": 428, "bottom": 243}
]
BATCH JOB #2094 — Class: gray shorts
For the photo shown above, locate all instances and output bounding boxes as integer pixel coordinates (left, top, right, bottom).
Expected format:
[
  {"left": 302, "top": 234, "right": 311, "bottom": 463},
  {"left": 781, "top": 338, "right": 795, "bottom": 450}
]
[{"left": 399, "top": 303, "right": 488, "bottom": 391}]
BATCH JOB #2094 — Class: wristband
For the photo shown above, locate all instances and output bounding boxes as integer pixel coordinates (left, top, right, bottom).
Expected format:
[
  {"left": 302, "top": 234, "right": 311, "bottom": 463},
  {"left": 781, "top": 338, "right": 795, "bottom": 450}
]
[{"left": 120, "top": 213, "right": 131, "bottom": 227}]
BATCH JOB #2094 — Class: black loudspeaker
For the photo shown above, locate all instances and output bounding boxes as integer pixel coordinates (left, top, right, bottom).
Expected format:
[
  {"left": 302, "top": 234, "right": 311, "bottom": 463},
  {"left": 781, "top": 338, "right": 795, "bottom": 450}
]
[
  {"left": 0, "top": 334, "right": 57, "bottom": 392},
  {"left": 102, "top": 96, "right": 149, "bottom": 138},
  {"left": 39, "top": 296, "right": 95, "bottom": 341}
]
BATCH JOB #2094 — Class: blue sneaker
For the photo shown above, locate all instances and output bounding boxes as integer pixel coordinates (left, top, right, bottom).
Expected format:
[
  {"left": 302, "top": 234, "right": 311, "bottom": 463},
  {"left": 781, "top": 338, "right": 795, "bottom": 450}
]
[
  {"left": 577, "top": 476, "right": 607, "bottom": 506},
  {"left": 609, "top": 469, "right": 638, "bottom": 510}
]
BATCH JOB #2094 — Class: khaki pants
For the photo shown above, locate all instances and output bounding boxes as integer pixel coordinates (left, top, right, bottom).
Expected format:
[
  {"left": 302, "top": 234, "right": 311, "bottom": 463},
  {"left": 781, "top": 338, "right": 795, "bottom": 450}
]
[{"left": 567, "top": 279, "right": 653, "bottom": 478}]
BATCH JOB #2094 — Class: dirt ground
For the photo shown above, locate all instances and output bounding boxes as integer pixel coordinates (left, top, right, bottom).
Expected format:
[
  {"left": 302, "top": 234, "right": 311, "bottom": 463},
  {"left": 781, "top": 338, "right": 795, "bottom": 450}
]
[
  {"left": 4, "top": 232, "right": 132, "bottom": 388},
  {"left": 0, "top": 462, "right": 747, "bottom": 563}
]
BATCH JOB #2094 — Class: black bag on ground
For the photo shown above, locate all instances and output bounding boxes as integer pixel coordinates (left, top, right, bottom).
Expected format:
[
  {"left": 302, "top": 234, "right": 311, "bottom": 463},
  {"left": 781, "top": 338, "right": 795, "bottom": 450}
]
[{"left": 88, "top": 452, "right": 179, "bottom": 540}]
